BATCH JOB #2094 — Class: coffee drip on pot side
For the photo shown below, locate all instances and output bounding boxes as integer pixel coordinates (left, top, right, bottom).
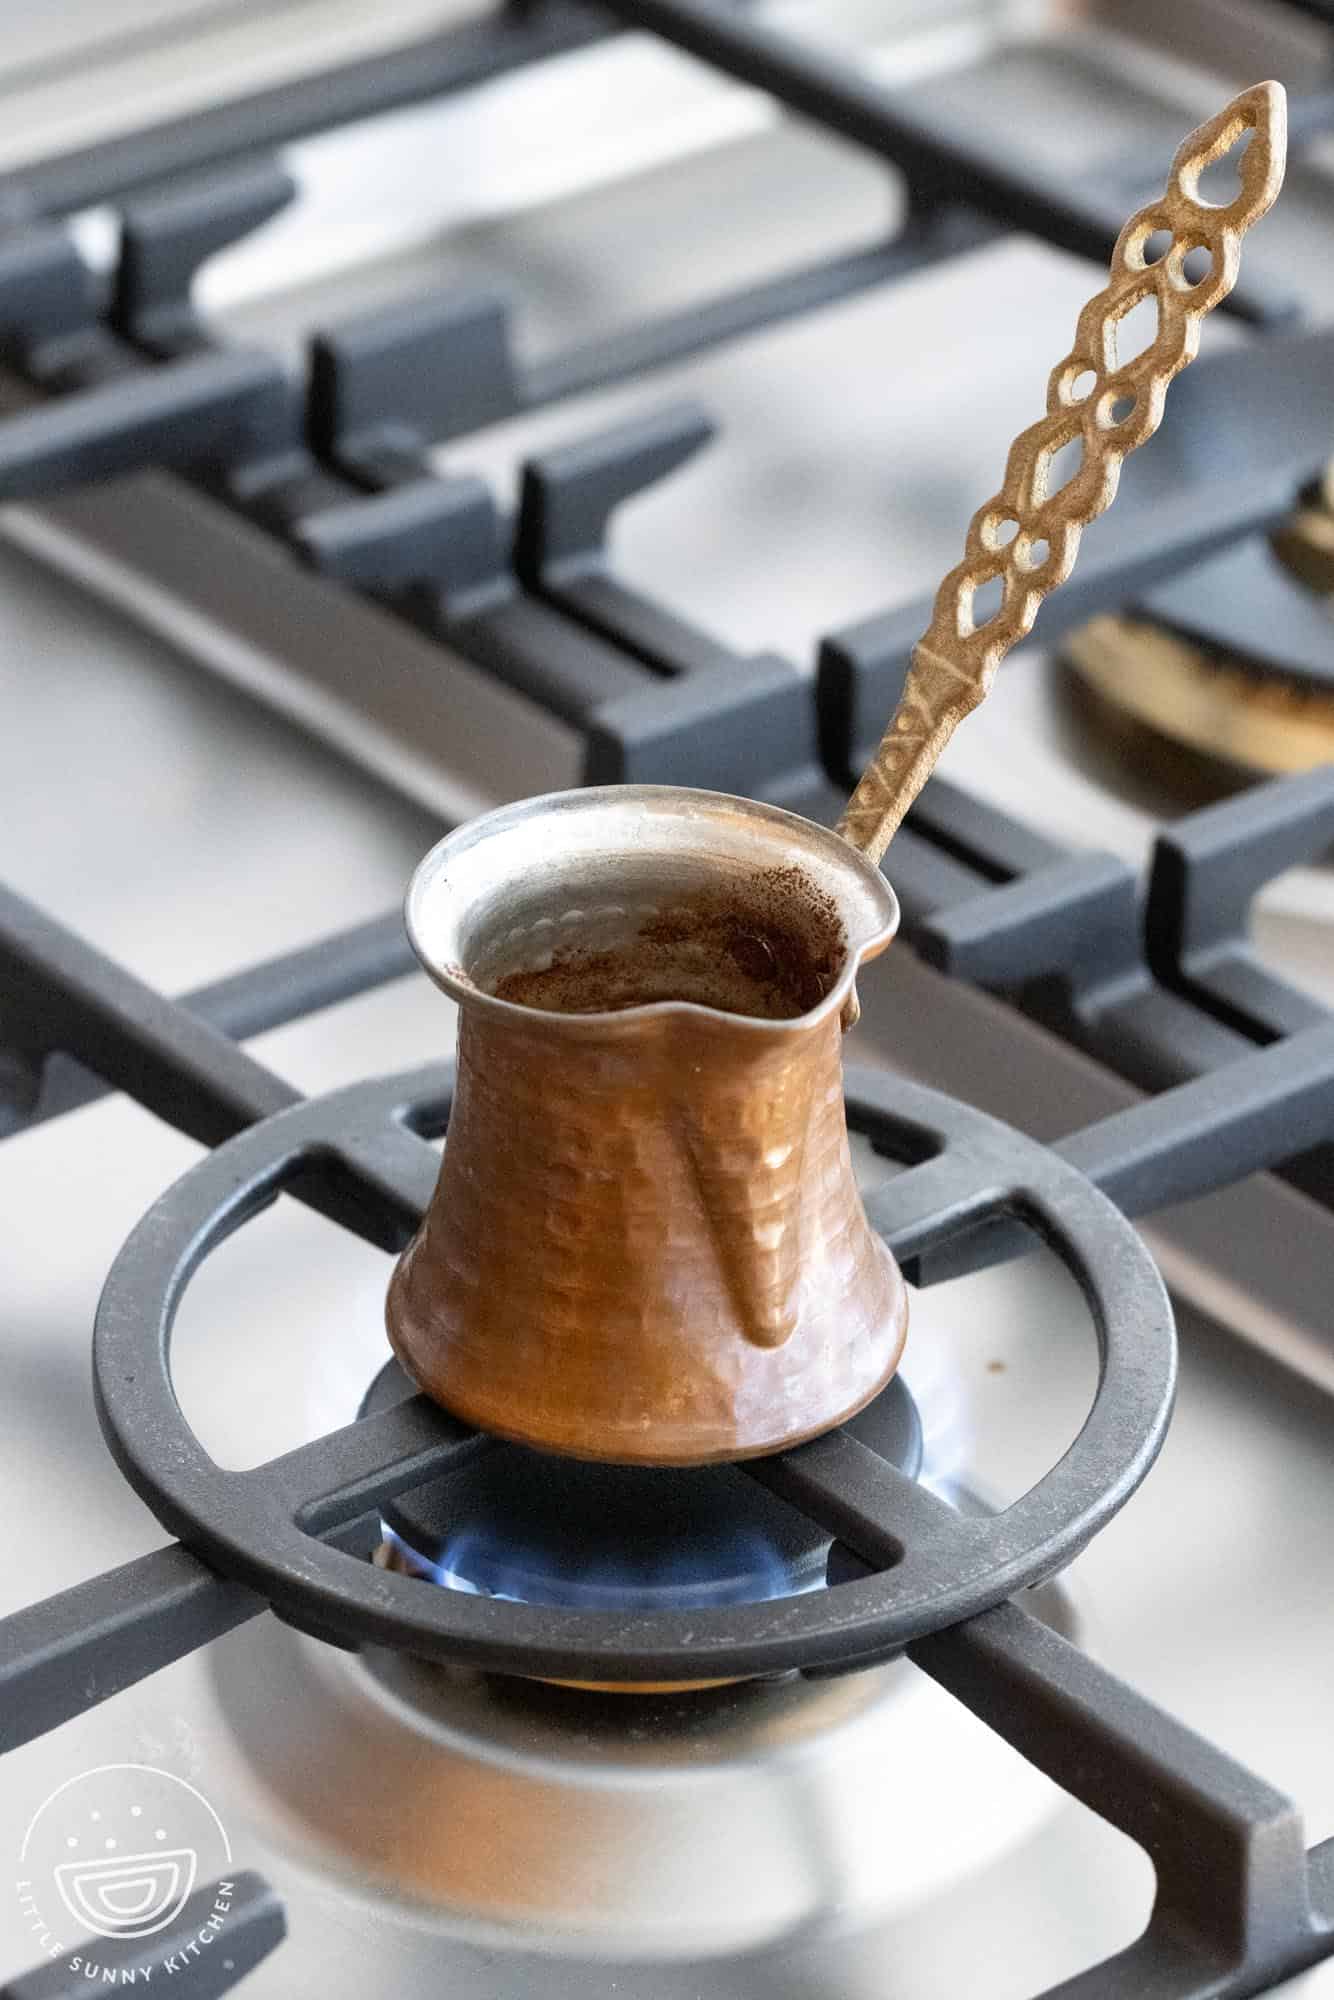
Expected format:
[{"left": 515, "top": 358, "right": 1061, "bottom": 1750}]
[{"left": 490, "top": 864, "right": 845, "bottom": 1021}]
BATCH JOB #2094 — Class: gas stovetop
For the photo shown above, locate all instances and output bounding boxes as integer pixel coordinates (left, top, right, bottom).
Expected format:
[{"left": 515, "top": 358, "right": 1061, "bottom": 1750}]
[{"left": 3, "top": 4, "right": 1334, "bottom": 1997}]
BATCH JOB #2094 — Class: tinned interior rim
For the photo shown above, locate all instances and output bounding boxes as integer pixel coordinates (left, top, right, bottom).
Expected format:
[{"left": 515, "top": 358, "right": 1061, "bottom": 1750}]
[{"left": 402, "top": 786, "right": 900, "bottom": 1036}]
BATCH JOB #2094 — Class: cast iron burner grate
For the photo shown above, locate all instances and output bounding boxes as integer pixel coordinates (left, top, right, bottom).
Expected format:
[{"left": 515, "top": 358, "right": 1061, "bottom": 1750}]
[
  {"left": 2, "top": 2, "right": 1334, "bottom": 1992},
  {"left": 5, "top": 913, "right": 1334, "bottom": 1998},
  {"left": 91, "top": 1064, "right": 1175, "bottom": 1681},
  {"left": 34, "top": 1053, "right": 1326, "bottom": 1996}
]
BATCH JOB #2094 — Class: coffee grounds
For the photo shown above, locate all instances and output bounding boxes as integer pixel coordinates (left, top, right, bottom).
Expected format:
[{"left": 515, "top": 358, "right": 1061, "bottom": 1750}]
[{"left": 491, "top": 867, "right": 846, "bottom": 1020}]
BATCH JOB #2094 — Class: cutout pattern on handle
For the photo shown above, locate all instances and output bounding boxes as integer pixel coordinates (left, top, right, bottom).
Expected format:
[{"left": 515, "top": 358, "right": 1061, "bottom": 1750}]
[{"left": 838, "top": 80, "right": 1287, "bottom": 863}]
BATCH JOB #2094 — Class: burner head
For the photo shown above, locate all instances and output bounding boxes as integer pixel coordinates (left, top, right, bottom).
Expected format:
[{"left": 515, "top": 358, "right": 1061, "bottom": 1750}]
[
  {"left": 1274, "top": 475, "right": 1334, "bottom": 601},
  {"left": 1063, "top": 528, "right": 1334, "bottom": 780},
  {"left": 361, "top": 1359, "right": 920, "bottom": 1675},
  {"left": 1065, "top": 614, "right": 1334, "bottom": 778}
]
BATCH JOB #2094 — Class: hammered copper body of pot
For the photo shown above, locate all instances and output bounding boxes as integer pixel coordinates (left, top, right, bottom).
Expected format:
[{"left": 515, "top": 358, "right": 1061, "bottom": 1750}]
[{"left": 385, "top": 788, "right": 907, "bottom": 1466}]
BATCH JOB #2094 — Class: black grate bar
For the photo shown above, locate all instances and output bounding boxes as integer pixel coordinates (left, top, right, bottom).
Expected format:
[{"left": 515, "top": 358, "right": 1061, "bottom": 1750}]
[
  {"left": 595, "top": 0, "right": 1292, "bottom": 324},
  {"left": 901, "top": 775, "right": 1064, "bottom": 883},
  {"left": 529, "top": 565, "right": 744, "bottom": 682},
  {"left": 112, "top": 156, "right": 299, "bottom": 353},
  {"left": 445, "top": 594, "right": 650, "bottom": 722},
  {"left": 909, "top": 1020, "right": 1334, "bottom": 1284},
  {"left": 170, "top": 908, "right": 418, "bottom": 1045},
  {"left": 0, "top": 1545, "right": 259, "bottom": 1757},
  {"left": 4, "top": 4, "right": 615, "bottom": 218},
  {"left": 913, "top": 1601, "right": 1331, "bottom": 1997},
  {"left": 0, "top": 228, "right": 93, "bottom": 358},
  {"left": 0, "top": 881, "right": 299, "bottom": 1144},
  {"left": 874, "top": 824, "right": 990, "bottom": 928},
  {"left": 912, "top": 849, "right": 1287, "bottom": 1088},
  {"left": 0, "top": 207, "right": 1312, "bottom": 826},
  {"left": 1147, "top": 767, "right": 1334, "bottom": 1044},
  {"left": 0, "top": 349, "right": 288, "bottom": 501},
  {"left": 1057, "top": 1022, "right": 1334, "bottom": 1216},
  {"left": 1313, "top": 1837, "right": 1334, "bottom": 1927},
  {"left": 0, "top": 1401, "right": 487, "bottom": 1755},
  {"left": 1, "top": 1870, "right": 285, "bottom": 1999},
  {"left": 263, "top": 1392, "right": 488, "bottom": 1538},
  {"left": 760, "top": 1415, "right": 1332, "bottom": 1990},
  {"left": 294, "top": 474, "right": 503, "bottom": 592},
  {"left": 886, "top": 759, "right": 1334, "bottom": 1214},
  {"left": 1275, "top": 0, "right": 1334, "bottom": 28},
  {"left": 0, "top": 885, "right": 415, "bottom": 1245},
  {"left": 17, "top": 909, "right": 418, "bottom": 1133},
  {"left": 505, "top": 400, "right": 826, "bottom": 786},
  {"left": 748, "top": 1425, "right": 974, "bottom": 1570},
  {"left": 525, "top": 206, "right": 995, "bottom": 406}
]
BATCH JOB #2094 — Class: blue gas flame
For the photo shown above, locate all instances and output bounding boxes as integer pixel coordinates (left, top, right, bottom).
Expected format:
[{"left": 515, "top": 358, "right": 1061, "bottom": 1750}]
[{"left": 383, "top": 1521, "right": 810, "bottom": 1610}]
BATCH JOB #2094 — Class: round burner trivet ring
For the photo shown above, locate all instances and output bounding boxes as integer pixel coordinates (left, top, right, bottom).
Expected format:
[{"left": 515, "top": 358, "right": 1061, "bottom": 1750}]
[{"left": 93, "top": 1065, "right": 1175, "bottom": 1683}]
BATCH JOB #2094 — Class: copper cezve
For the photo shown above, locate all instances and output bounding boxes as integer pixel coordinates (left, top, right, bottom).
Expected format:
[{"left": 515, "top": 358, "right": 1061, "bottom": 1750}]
[{"left": 386, "top": 787, "right": 907, "bottom": 1465}]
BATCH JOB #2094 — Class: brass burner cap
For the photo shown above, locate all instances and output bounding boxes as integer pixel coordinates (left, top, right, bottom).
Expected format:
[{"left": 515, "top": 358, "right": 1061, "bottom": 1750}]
[
  {"left": 1273, "top": 465, "right": 1334, "bottom": 598},
  {"left": 1064, "top": 468, "right": 1334, "bottom": 778},
  {"left": 1064, "top": 612, "right": 1334, "bottom": 776}
]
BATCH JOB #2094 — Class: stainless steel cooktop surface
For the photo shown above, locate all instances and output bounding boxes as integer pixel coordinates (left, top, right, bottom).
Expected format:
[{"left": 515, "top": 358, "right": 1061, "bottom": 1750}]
[{"left": 2, "top": 4, "right": 1333, "bottom": 1994}]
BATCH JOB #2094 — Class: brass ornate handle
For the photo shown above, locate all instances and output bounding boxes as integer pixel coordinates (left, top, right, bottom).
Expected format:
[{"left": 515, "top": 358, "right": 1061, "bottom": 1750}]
[{"left": 838, "top": 80, "right": 1288, "bottom": 865}]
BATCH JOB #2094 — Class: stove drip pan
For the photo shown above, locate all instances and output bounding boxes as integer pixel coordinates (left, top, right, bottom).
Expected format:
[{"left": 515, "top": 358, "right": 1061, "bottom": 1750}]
[
  {"left": 205, "top": 1565, "right": 1083, "bottom": 1975},
  {"left": 208, "top": 1342, "right": 1075, "bottom": 1969}
]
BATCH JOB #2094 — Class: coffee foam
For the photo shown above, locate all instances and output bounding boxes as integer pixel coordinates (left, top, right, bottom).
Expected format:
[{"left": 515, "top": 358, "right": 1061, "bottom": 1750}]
[{"left": 491, "top": 866, "right": 846, "bottom": 1020}]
